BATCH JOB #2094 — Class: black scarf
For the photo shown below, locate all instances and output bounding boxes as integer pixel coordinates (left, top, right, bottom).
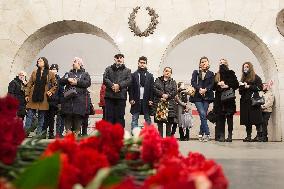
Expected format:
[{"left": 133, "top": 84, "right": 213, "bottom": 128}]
[
  {"left": 138, "top": 67, "right": 147, "bottom": 87},
  {"left": 32, "top": 68, "right": 48, "bottom": 102}
]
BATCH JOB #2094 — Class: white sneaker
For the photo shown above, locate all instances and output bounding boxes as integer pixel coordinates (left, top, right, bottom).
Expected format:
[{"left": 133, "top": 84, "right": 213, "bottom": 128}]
[
  {"left": 203, "top": 135, "right": 210, "bottom": 142},
  {"left": 198, "top": 134, "right": 203, "bottom": 142}
]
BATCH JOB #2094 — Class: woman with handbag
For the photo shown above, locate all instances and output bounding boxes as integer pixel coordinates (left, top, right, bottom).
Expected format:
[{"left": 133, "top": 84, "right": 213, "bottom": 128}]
[
  {"left": 190, "top": 56, "right": 214, "bottom": 142},
  {"left": 239, "top": 62, "right": 263, "bottom": 142},
  {"left": 153, "top": 67, "right": 177, "bottom": 137},
  {"left": 213, "top": 59, "right": 239, "bottom": 142},
  {"left": 24, "top": 57, "right": 57, "bottom": 137},
  {"left": 60, "top": 57, "right": 91, "bottom": 137}
]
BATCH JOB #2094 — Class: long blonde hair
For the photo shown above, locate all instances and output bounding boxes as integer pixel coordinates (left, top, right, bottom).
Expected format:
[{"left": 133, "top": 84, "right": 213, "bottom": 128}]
[
  {"left": 215, "top": 59, "right": 229, "bottom": 82},
  {"left": 241, "top": 62, "right": 256, "bottom": 82}
]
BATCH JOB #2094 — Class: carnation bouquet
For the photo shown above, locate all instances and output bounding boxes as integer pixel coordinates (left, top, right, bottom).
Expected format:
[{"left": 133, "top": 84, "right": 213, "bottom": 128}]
[{"left": 0, "top": 96, "right": 228, "bottom": 189}]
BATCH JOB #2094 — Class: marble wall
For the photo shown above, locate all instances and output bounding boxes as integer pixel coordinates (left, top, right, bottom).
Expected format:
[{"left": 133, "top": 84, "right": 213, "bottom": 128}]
[{"left": 0, "top": 0, "right": 283, "bottom": 140}]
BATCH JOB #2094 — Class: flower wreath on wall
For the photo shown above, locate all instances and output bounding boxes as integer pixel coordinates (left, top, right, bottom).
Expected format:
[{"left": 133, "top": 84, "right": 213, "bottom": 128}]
[{"left": 128, "top": 6, "right": 159, "bottom": 37}]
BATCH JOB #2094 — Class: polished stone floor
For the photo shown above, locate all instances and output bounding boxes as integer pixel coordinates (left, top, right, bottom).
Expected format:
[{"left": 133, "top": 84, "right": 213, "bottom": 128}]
[{"left": 179, "top": 141, "right": 284, "bottom": 189}]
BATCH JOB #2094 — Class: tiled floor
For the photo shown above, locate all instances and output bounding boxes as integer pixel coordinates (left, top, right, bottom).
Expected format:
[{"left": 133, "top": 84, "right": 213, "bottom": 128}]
[{"left": 179, "top": 141, "right": 284, "bottom": 189}]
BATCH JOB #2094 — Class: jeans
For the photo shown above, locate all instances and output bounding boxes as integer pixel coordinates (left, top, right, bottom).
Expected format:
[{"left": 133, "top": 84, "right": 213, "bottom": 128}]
[
  {"left": 105, "top": 98, "right": 126, "bottom": 127},
  {"left": 24, "top": 109, "right": 45, "bottom": 135},
  {"left": 131, "top": 112, "right": 151, "bottom": 130},
  {"left": 194, "top": 101, "right": 210, "bottom": 135}
]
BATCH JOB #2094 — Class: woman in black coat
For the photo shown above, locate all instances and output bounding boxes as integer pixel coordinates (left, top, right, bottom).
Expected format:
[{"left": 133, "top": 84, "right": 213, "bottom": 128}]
[
  {"left": 213, "top": 59, "right": 239, "bottom": 142},
  {"left": 239, "top": 62, "right": 263, "bottom": 142},
  {"left": 153, "top": 67, "right": 177, "bottom": 137},
  {"left": 190, "top": 57, "right": 214, "bottom": 142},
  {"left": 60, "top": 57, "right": 91, "bottom": 136}
]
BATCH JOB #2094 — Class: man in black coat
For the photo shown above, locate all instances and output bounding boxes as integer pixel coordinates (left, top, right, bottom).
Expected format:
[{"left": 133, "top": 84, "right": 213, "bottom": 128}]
[
  {"left": 8, "top": 71, "right": 27, "bottom": 119},
  {"left": 128, "top": 56, "right": 154, "bottom": 133},
  {"left": 103, "top": 54, "right": 132, "bottom": 127}
]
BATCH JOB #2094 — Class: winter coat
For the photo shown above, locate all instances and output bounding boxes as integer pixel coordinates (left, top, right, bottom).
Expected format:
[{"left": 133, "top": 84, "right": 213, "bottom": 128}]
[
  {"left": 60, "top": 69, "right": 91, "bottom": 116},
  {"left": 8, "top": 76, "right": 27, "bottom": 117},
  {"left": 98, "top": 84, "right": 106, "bottom": 107},
  {"left": 128, "top": 70, "right": 154, "bottom": 115},
  {"left": 103, "top": 64, "right": 132, "bottom": 100},
  {"left": 190, "top": 70, "right": 214, "bottom": 102},
  {"left": 25, "top": 70, "right": 57, "bottom": 111},
  {"left": 48, "top": 74, "right": 64, "bottom": 108},
  {"left": 153, "top": 76, "right": 177, "bottom": 123},
  {"left": 260, "top": 90, "right": 274, "bottom": 112},
  {"left": 213, "top": 70, "right": 239, "bottom": 116},
  {"left": 176, "top": 89, "right": 191, "bottom": 126},
  {"left": 239, "top": 74, "right": 263, "bottom": 125}
]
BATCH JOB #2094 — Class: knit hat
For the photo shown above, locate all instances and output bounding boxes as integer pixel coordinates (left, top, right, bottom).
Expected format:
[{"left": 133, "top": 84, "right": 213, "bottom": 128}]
[{"left": 50, "top": 64, "right": 59, "bottom": 71}]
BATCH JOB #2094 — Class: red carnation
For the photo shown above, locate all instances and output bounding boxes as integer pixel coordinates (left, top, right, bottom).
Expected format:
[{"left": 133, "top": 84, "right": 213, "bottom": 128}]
[
  {"left": 0, "top": 143, "right": 17, "bottom": 165},
  {"left": 0, "top": 95, "right": 19, "bottom": 117},
  {"left": 43, "top": 134, "right": 78, "bottom": 162},
  {"left": 161, "top": 137, "right": 179, "bottom": 158},
  {"left": 58, "top": 155, "right": 80, "bottom": 189},
  {"left": 73, "top": 149, "right": 109, "bottom": 186},
  {"left": 140, "top": 125, "right": 162, "bottom": 164}
]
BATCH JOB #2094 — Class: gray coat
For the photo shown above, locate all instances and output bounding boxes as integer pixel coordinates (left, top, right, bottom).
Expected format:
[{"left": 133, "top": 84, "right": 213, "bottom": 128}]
[
  {"left": 103, "top": 64, "right": 131, "bottom": 100},
  {"left": 176, "top": 89, "right": 190, "bottom": 126}
]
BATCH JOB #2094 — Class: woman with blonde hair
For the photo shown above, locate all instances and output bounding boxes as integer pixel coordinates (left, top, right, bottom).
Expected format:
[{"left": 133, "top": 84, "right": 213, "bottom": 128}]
[
  {"left": 213, "top": 59, "right": 239, "bottom": 142},
  {"left": 239, "top": 62, "right": 263, "bottom": 142}
]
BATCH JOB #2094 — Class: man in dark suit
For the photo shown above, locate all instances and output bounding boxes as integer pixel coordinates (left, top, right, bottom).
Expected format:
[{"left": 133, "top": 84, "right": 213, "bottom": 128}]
[
  {"left": 129, "top": 56, "right": 154, "bottom": 133},
  {"left": 103, "top": 54, "right": 132, "bottom": 127}
]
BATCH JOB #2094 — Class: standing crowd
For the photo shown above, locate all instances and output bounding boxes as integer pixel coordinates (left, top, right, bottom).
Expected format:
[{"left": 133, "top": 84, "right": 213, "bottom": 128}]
[{"left": 8, "top": 54, "right": 274, "bottom": 142}]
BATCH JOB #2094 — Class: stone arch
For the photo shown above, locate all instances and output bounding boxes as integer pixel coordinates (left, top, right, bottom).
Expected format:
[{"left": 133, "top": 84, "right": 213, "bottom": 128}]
[
  {"left": 161, "top": 20, "right": 281, "bottom": 141},
  {"left": 10, "top": 20, "right": 119, "bottom": 75}
]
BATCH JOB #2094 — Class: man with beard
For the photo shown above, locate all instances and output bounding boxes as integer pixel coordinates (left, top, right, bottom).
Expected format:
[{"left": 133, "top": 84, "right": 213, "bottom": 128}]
[
  {"left": 103, "top": 54, "right": 131, "bottom": 127},
  {"left": 128, "top": 56, "right": 154, "bottom": 134}
]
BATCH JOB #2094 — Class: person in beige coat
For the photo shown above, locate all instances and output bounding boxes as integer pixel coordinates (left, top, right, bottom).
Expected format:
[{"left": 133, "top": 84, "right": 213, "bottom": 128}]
[
  {"left": 260, "top": 80, "right": 274, "bottom": 142},
  {"left": 24, "top": 57, "right": 57, "bottom": 137}
]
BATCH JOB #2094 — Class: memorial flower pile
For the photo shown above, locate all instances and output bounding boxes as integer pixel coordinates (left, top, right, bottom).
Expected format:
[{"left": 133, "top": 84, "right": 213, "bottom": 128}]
[{"left": 0, "top": 96, "right": 228, "bottom": 189}]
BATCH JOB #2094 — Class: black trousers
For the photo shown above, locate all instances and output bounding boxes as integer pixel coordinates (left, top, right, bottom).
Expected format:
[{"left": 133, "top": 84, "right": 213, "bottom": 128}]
[
  {"left": 216, "top": 114, "right": 233, "bottom": 138},
  {"left": 157, "top": 122, "right": 172, "bottom": 138},
  {"left": 105, "top": 98, "right": 126, "bottom": 128},
  {"left": 245, "top": 124, "right": 262, "bottom": 137},
  {"left": 262, "top": 112, "right": 271, "bottom": 138},
  {"left": 43, "top": 106, "right": 57, "bottom": 136},
  {"left": 81, "top": 115, "right": 89, "bottom": 136}
]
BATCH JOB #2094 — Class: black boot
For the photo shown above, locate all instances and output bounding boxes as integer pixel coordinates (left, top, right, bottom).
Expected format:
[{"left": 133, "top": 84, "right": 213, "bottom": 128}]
[
  {"left": 225, "top": 132, "right": 232, "bottom": 142},
  {"left": 243, "top": 135, "right": 251, "bottom": 142},
  {"left": 251, "top": 132, "right": 263, "bottom": 142},
  {"left": 218, "top": 134, "right": 225, "bottom": 142}
]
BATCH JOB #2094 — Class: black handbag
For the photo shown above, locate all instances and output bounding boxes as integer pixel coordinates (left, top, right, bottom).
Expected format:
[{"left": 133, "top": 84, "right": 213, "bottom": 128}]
[
  {"left": 206, "top": 110, "right": 218, "bottom": 123},
  {"left": 221, "top": 88, "right": 235, "bottom": 102},
  {"left": 251, "top": 93, "right": 265, "bottom": 106},
  {"left": 64, "top": 87, "right": 78, "bottom": 99}
]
